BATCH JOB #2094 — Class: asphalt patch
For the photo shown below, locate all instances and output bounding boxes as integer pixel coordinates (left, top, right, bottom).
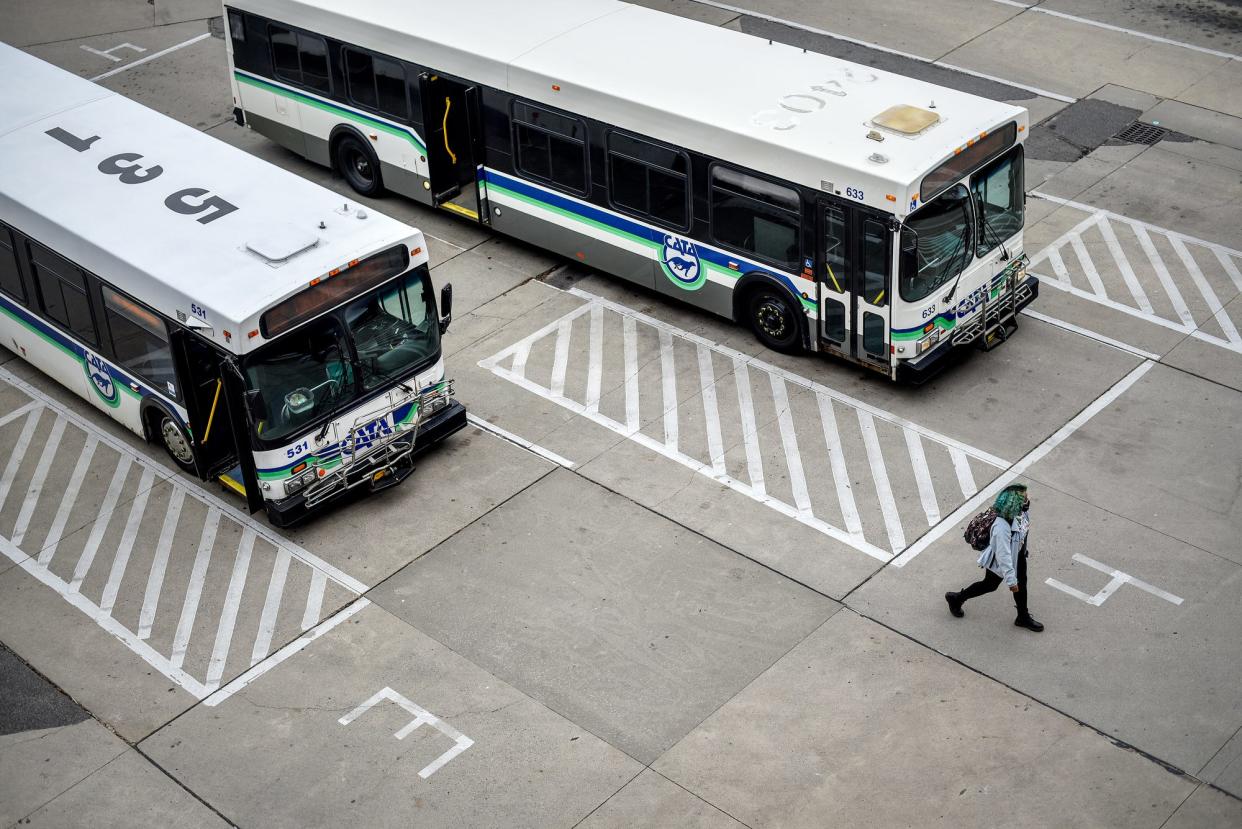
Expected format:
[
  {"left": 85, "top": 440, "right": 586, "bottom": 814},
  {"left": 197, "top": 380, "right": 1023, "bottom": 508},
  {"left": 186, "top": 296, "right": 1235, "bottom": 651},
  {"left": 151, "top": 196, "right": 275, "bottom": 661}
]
[
  {"left": 1025, "top": 98, "right": 1142, "bottom": 161},
  {"left": 0, "top": 643, "right": 91, "bottom": 736}
]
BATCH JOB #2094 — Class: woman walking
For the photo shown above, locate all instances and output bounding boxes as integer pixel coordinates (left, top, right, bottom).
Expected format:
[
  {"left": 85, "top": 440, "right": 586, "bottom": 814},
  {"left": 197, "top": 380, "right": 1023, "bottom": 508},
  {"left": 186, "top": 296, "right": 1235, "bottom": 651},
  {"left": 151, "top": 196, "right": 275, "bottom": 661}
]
[{"left": 946, "top": 484, "right": 1043, "bottom": 632}]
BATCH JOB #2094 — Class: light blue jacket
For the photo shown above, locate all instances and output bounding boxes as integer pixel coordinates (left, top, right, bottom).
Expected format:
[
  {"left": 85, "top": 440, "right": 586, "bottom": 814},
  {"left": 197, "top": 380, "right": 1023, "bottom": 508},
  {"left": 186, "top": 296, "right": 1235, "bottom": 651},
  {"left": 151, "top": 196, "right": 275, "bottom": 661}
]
[{"left": 976, "top": 513, "right": 1028, "bottom": 587}]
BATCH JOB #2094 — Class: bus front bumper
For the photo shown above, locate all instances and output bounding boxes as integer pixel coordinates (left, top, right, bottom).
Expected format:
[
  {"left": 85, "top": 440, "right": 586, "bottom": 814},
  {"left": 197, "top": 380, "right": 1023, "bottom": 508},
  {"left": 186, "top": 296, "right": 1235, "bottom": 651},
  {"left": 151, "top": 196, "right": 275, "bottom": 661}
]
[
  {"left": 264, "top": 400, "right": 467, "bottom": 527},
  {"left": 896, "top": 275, "right": 1040, "bottom": 384}
]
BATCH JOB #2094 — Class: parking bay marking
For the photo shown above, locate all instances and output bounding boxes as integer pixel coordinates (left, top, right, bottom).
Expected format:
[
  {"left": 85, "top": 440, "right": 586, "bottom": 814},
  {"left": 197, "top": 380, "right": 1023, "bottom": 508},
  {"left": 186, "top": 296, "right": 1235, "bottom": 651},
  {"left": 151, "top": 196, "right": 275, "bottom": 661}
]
[
  {"left": 1046, "top": 553, "right": 1184, "bottom": 607},
  {"left": 1028, "top": 192, "right": 1242, "bottom": 355},
  {"left": 339, "top": 687, "right": 474, "bottom": 779},
  {"left": 480, "top": 290, "right": 1010, "bottom": 562},
  {"left": 0, "top": 365, "right": 365, "bottom": 702}
]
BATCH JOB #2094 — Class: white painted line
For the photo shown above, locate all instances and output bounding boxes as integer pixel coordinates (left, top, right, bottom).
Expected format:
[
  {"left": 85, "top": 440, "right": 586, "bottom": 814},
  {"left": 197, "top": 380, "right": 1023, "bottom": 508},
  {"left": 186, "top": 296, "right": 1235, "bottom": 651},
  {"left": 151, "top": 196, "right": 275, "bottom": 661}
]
[
  {"left": 1170, "top": 236, "right": 1241, "bottom": 345},
  {"left": 685, "top": 0, "right": 1078, "bottom": 101},
  {"left": 69, "top": 455, "right": 132, "bottom": 594},
  {"left": 300, "top": 568, "right": 327, "bottom": 631},
  {"left": 817, "top": 393, "right": 863, "bottom": 537},
  {"left": 11, "top": 415, "right": 65, "bottom": 547},
  {"left": 566, "top": 288, "right": 1008, "bottom": 467},
  {"left": 585, "top": 303, "right": 604, "bottom": 413},
  {"left": 90, "top": 32, "right": 212, "bottom": 82},
  {"left": 251, "top": 549, "right": 291, "bottom": 666},
  {"left": 893, "top": 361, "right": 1155, "bottom": 567},
  {"left": 659, "top": 328, "right": 679, "bottom": 452},
  {"left": 138, "top": 487, "right": 184, "bottom": 640},
  {"left": 1216, "top": 249, "right": 1242, "bottom": 294},
  {"left": 1031, "top": 192, "right": 1242, "bottom": 259},
  {"left": 170, "top": 508, "right": 220, "bottom": 670},
  {"left": 0, "top": 400, "right": 38, "bottom": 429},
  {"left": 1133, "top": 224, "right": 1196, "bottom": 329},
  {"left": 205, "top": 529, "right": 256, "bottom": 691},
  {"left": 989, "top": 0, "right": 1242, "bottom": 62},
  {"left": 0, "top": 366, "right": 367, "bottom": 595},
  {"left": 732, "top": 358, "right": 766, "bottom": 498},
  {"left": 203, "top": 598, "right": 371, "bottom": 707},
  {"left": 40, "top": 436, "right": 97, "bottom": 567},
  {"left": 510, "top": 339, "right": 531, "bottom": 380},
  {"left": 1046, "top": 553, "right": 1185, "bottom": 607},
  {"left": 81, "top": 43, "right": 145, "bottom": 63},
  {"left": 949, "top": 447, "right": 978, "bottom": 499},
  {"left": 0, "top": 406, "right": 41, "bottom": 513},
  {"left": 770, "top": 373, "right": 812, "bottom": 516},
  {"left": 549, "top": 318, "right": 571, "bottom": 397},
  {"left": 465, "top": 413, "right": 576, "bottom": 469},
  {"left": 98, "top": 467, "right": 156, "bottom": 615},
  {"left": 1032, "top": 271, "right": 1194, "bottom": 335},
  {"left": 337, "top": 685, "right": 474, "bottom": 779},
  {"left": 1020, "top": 309, "right": 1162, "bottom": 361},
  {"left": 1069, "top": 232, "right": 1109, "bottom": 299},
  {"left": 1047, "top": 247, "right": 1071, "bottom": 286},
  {"left": 857, "top": 411, "right": 905, "bottom": 553},
  {"left": 904, "top": 429, "right": 941, "bottom": 527},
  {"left": 697, "top": 344, "right": 728, "bottom": 475},
  {"left": 1098, "top": 218, "right": 1153, "bottom": 314},
  {"left": 1, "top": 535, "right": 208, "bottom": 699},
  {"left": 623, "top": 314, "right": 640, "bottom": 433}
]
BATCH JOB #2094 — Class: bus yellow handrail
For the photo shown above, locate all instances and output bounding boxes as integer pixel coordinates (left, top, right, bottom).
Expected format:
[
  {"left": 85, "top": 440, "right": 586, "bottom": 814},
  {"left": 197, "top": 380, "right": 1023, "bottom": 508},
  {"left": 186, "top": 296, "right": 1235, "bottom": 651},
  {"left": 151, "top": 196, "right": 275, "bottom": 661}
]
[
  {"left": 442, "top": 97, "right": 457, "bottom": 165},
  {"left": 826, "top": 263, "right": 841, "bottom": 293},
  {"left": 202, "top": 379, "right": 222, "bottom": 444}
]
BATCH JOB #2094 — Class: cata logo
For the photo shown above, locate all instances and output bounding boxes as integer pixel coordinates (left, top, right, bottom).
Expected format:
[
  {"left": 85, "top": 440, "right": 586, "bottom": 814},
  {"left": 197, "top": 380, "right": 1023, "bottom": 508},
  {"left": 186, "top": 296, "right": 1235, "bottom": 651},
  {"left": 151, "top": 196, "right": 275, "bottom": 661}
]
[
  {"left": 660, "top": 234, "right": 705, "bottom": 291},
  {"left": 83, "top": 349, "right": 120, "bottom": 407}
]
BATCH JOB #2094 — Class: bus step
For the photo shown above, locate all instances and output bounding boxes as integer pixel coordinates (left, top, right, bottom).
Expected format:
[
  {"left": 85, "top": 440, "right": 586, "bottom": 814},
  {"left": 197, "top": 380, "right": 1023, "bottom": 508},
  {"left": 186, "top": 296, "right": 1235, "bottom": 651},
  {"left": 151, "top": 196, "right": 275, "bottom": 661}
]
[{"left": 218, "top": 465, "right": 246, "bottom": 498}]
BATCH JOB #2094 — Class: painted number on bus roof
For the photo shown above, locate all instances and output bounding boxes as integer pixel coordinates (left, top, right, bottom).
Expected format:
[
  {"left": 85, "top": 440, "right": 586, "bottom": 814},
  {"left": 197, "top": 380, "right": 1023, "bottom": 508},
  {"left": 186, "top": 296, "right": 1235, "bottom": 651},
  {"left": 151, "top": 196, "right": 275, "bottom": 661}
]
[{"left": 45, "top": 127, "right": 239, "bottom": 225}]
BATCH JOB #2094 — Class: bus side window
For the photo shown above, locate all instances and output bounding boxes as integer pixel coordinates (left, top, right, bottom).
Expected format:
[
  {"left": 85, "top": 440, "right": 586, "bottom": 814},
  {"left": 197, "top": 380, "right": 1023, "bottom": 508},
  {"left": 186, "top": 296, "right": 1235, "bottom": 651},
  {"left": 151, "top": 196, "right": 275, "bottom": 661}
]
[
  {"left": 709, "top": 165, "right": 801, "bottom": 271},
  {"left": 101, "top": 286, "right": 178, "bottom": 399},
  {"left": 345, "top": 48, "right": 409, "bottom": 122},
  {"left": 512, "top": 102, "right": 587, "bottom": 195},
  {"left": 606, "top": 132, "right": 690, "bottom": 230},
  {"left": 862, "top": 218, "right": 888, "bottom": 306},
  {"left": 0, "top": 224, "right": 26, "bottom": 304},
  {"left": 269, "top": 25, "right": 329, "bottom": 94},
  {"left": 28, "top": 243, "right": 97, "bottom": 345}
]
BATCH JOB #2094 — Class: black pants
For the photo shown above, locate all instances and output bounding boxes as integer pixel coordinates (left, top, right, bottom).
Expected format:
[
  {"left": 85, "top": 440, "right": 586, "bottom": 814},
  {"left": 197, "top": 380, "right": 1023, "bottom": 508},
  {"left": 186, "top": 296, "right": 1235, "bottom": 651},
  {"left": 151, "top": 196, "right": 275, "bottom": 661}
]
[{"left": 959, "top": 550, "right": 1029, "bottom": 617}]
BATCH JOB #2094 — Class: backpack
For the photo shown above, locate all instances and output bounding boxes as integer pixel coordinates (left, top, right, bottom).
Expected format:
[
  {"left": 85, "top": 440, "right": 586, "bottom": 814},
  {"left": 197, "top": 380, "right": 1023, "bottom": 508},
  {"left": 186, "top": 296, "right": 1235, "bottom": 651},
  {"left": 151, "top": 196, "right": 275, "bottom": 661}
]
[{"left": 964, "top": 508, "right": 997, "bottom": 551}]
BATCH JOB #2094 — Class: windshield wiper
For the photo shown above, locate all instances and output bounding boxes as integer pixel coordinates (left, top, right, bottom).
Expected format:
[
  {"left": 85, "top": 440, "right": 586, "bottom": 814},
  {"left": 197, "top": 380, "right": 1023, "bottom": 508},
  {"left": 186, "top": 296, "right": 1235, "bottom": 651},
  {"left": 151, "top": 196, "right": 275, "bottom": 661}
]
[{"left": 980, "top": 208, "right": 1011, "bottom": 261}]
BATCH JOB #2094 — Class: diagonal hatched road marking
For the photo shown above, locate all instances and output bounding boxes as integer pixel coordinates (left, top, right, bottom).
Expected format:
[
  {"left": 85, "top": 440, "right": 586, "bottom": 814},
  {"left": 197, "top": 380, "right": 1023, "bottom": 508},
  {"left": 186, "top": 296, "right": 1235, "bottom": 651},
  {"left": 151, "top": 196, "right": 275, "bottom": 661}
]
[
  {"left": 1028, "top": 192, "right": 1242, "bottom": 354},
  {"left": 480, "top": 290, "right": 1010, "bottom": 561},
  {"left": 0, "top": 365, "right": 365, "bottom": 701}
]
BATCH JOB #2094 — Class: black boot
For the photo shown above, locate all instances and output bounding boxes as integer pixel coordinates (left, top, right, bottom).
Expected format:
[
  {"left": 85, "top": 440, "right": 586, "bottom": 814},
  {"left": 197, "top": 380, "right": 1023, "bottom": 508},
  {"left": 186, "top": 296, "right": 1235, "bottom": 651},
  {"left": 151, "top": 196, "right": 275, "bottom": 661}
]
[
  {"left": 945, "top": 592, "right": 964, "bottom": 618},
  {"left": 1014, "top": 614, "right": 1044, "bottom": 632}
]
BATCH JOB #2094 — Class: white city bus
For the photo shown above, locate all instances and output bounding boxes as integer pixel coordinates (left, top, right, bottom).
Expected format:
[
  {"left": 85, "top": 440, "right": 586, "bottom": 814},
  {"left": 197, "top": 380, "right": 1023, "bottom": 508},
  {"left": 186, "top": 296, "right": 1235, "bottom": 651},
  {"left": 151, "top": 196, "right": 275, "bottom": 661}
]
[
  {"left": 0, "top": 44, "right": 465, "bottom": 526},
  {"left": 224, "top": 0, "right": 1037, "bottom": 381}
]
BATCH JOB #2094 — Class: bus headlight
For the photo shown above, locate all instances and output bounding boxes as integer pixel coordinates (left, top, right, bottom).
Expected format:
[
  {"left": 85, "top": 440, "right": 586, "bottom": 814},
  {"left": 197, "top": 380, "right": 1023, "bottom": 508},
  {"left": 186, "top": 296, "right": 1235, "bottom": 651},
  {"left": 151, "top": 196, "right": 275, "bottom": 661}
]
[
  {"left": 917, "top": 327, "right": 941, "bottom": 354},
  {"left": 284, "top": 468, "right": 317, "bottom": 495},
  {"left": 422, "top": 394, "right": 447, "bottom": 415}
]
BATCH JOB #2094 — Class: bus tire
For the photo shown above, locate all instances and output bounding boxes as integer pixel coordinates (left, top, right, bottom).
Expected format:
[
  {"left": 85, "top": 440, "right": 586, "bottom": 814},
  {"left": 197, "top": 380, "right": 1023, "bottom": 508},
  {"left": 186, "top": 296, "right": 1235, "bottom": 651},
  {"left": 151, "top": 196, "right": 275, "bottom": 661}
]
[
  {"left": 745, "top": 285, "right": 802, "bottom": 352},
  {"left": 333, "top": 131, "right": 383, "bottom": 197},
  {"left": 147, "top": 406, "right": 196, "bottom": 474}
]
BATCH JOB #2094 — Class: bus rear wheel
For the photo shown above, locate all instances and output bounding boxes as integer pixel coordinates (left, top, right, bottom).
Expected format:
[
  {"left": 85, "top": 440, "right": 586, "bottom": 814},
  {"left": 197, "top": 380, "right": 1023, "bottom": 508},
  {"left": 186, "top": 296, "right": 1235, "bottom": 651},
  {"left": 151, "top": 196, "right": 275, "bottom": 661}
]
[
  {"left": 334, "top": 133, "right": 383, "bottom": 197},
  {"left": 746, "top": 287, "right": 802, "bottom": 352},
  {"left": 156, "top": 413, "right": 196, "bottom": 473}
]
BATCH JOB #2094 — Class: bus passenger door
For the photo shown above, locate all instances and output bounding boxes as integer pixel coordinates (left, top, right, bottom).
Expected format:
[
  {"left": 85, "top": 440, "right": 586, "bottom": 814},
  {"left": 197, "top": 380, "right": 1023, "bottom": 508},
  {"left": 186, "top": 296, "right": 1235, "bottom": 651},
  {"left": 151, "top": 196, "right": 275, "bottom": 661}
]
[
  {"left": 419, "top": 73, "right": 487, "bottom": 224},
  {"left": 815, "top": 202, "right": 851, "bottom": 362},
  {"left": 854, "top": 215, "right": 892, "bottom": 373}
]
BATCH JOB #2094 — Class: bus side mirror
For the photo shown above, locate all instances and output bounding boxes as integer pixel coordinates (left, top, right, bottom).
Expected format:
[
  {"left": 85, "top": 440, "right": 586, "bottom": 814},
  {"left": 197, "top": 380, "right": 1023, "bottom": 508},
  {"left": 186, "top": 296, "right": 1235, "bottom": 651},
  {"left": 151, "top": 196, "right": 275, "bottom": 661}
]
[
  {"left": 244, "top": 389, "right": 267, "bottom": 423},
  {"left": 439, "top": 283, "right": 453, "bottom": 334}
]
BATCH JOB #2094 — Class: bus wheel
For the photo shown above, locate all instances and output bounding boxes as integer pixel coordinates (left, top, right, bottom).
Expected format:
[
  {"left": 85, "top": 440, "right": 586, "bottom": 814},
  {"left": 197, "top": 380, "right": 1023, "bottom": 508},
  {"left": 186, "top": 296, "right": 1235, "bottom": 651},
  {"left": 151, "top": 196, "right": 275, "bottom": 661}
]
[
  {"left": 747, "top": 288, "right": 801, "bottom": 352},
  {"left": 157, "top": 414, "right": 196, "bottom": 473},
  {"left": 334, "top": 133, "right": 383, "bottom": 197}
]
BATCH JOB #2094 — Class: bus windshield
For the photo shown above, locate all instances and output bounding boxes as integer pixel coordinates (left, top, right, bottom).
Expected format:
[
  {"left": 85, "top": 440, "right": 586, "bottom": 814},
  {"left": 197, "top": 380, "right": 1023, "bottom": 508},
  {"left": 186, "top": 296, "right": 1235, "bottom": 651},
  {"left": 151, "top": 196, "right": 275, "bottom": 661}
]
[
  {"left": 243, "top": 267, "right": 439, "bottom": 443},
  {"left": 972, "top": 146, "right": 1024, "bottom": 255},
  {"left": 900, "top": 184, "right": 974, "bottom": 303}
]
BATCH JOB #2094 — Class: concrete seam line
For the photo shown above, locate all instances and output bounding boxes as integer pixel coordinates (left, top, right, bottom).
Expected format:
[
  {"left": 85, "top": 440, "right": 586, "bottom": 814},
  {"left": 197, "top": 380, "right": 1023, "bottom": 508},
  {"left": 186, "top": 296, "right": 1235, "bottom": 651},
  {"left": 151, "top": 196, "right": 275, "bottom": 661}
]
[
  {"left": 465, "top": 413, "right": 576, "bottom": 468},
  {"left": 90, "top": 32, "right": 212, "bottom": 81}
]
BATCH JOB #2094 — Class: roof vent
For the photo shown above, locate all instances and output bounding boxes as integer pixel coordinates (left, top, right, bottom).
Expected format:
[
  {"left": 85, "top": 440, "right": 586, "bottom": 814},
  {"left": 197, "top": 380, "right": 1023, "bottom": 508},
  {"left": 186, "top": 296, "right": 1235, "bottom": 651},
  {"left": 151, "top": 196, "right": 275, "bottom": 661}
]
[
  {"left": 245, "top": 225, "right": 319, "bottom": 265},
  {"left": 871, "top": 104, "right": 941, "bottom": 136}
]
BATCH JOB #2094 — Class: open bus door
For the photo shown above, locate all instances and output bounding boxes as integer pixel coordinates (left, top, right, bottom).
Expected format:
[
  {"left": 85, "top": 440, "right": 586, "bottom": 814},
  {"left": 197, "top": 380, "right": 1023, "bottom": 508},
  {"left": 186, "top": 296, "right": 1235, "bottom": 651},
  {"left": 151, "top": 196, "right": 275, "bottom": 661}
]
[
  {"left": 815, "top": 200, "right": 892, "bottom": 375},
  {"left": 174, "top": 331, "right": 263, "bottom": 513},
  {"left": 419, "top": 72, "right": 488, "bottom": 224}
]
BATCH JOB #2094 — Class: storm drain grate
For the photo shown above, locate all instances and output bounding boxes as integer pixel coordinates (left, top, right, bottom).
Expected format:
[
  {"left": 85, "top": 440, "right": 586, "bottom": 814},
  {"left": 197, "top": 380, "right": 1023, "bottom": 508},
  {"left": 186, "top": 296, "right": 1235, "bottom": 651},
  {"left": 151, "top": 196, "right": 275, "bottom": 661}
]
[{"left": 1114, "top": 121, "right": 1169, "bottom": 146}]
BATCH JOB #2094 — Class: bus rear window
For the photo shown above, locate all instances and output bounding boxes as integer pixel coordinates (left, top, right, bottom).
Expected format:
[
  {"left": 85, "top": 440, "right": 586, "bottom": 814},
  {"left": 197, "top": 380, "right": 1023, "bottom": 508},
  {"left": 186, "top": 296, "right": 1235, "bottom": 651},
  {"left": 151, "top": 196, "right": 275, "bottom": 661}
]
[
  {"left": 921, "top": 122, "right": 1017, "bottom": 203},
  {"left": 261, "top": 245, "right": 410, "bottom": 338}
]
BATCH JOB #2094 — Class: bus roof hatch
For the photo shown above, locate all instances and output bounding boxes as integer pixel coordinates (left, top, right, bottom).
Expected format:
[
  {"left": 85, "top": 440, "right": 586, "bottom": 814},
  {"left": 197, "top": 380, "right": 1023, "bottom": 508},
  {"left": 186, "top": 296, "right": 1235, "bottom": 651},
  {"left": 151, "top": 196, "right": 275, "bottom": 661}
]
[
  {"left": 872, "top": 105, "right": 941, "bottom": 137},
  {"left": 246, "top": 225, "right": 320, "bottom": 265}
]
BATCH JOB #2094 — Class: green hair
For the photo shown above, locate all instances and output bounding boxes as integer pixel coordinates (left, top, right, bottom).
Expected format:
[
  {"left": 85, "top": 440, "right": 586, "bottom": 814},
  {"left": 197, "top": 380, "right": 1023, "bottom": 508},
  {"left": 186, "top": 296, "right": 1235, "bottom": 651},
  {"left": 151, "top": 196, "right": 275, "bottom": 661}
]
[{"left": 993, "top": 486, "right": 1028, "bottom": 522}]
